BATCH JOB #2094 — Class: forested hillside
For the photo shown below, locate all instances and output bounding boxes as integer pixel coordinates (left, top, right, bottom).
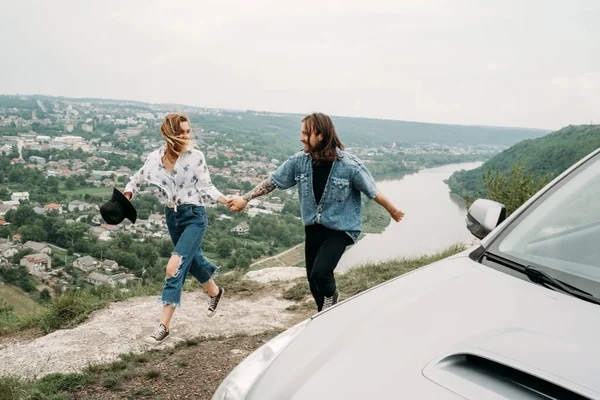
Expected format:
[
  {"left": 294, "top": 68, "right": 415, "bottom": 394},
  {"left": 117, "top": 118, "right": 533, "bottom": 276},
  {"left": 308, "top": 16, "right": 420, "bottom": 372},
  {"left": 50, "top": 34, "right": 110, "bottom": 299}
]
[{"left": 446, "top": 124, "right": 600, "bottom": 198}]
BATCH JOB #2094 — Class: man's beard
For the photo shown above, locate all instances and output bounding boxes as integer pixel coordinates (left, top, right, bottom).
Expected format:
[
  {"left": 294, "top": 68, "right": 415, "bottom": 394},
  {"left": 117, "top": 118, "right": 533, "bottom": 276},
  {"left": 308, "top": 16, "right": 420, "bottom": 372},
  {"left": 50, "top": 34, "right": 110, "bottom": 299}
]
[{"left": 303, "top": 142, "right": 319, "bottom": 154}]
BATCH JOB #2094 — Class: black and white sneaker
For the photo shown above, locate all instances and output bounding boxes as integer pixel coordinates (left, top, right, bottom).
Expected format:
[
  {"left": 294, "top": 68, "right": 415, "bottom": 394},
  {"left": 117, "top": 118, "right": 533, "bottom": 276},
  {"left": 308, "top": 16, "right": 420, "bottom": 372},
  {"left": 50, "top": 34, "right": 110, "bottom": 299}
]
[
  {"left": 207, "top": 287, "right": 224, "bottom": 317},
  {"left": 322, "top": 290, "right": 340, "bottom": 311},
  {"left": 145, "top": 324, "right": 169, "bottom": 344}
]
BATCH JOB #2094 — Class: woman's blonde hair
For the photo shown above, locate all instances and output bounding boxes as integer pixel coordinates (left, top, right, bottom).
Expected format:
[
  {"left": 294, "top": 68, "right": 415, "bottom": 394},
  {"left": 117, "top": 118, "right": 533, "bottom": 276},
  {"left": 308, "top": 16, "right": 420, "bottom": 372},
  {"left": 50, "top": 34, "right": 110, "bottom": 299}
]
[{"left": 160, "top": 113, "right": 194, "bottom": 163}]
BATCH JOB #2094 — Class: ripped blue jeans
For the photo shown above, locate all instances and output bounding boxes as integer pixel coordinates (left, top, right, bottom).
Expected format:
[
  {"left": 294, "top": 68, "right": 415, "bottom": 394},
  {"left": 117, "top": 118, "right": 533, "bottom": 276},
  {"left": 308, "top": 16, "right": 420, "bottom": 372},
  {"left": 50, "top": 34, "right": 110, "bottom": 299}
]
[{"left": 161, "top": 204, "right": 218, "bottom": 308}]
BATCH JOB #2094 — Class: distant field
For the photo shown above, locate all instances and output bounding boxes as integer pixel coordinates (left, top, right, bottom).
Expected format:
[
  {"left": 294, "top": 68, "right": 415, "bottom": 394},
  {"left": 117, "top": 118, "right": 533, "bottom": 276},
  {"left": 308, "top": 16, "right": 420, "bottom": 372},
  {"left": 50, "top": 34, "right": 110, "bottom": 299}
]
[
  {"left": 249, "top": 244, "right": 305, "bottom": 271},
  {"left": 250, "top": 258, "right": 285, "bottom": 270},
  {"left": 0, "top": 185, "right": 113, "bottom": 200},
  {"left": 278, "top": 244, "right": 305, "bottom": 266},
  {"left": 0, "top": 284, "right": 42, "bottom": 316}
]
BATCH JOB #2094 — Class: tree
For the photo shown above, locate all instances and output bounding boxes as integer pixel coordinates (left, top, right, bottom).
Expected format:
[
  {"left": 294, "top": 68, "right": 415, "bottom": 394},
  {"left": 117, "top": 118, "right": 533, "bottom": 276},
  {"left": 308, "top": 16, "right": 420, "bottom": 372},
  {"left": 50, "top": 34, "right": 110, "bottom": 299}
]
[
  {"left": 64, "top": 177, "right": 78, "bottom": 190},
  {"left": 19, "top": 224, "right": 47, "bottom": 242},
  {"left": 481, "top": 161, "right": 551, "bottom": 215},
  {"left": 159, "top": 240, "right": 173, "bottom": 258},
  {"left": 5, "top": 205, "right": 37, "bottom": 227},
  {"left": 216, "top": 238, "right": 234, "bottom": 258}
]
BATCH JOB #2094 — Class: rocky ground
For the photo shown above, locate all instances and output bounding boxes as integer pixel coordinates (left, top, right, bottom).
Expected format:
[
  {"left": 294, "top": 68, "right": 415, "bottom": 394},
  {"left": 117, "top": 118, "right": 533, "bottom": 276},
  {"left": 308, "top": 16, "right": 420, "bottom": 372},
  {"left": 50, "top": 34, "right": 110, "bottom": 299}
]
[{"left": 0, "top": 269, "right": 314, "bottom": 400}]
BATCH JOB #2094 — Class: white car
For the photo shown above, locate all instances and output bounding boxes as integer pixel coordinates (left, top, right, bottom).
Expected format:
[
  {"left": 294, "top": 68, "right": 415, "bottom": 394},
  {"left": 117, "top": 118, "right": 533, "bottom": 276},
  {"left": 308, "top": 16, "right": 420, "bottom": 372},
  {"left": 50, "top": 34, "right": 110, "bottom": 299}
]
[{"left": 214, "top": 147, "right": 600, "bottom": 400}]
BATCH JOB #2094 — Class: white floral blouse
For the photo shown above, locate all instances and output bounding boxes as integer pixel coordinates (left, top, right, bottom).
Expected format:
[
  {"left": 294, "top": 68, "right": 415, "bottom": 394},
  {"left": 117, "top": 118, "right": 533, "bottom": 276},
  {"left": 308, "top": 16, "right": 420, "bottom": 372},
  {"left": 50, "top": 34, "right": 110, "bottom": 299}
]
[{"left": 125, "top": 146, "right": 223, "bottom": 210}]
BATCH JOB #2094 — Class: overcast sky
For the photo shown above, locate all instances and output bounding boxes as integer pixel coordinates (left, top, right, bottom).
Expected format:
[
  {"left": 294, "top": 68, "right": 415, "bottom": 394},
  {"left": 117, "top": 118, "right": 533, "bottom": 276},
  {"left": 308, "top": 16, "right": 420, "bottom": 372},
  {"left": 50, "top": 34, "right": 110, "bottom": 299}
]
[{"left": 1, "top": 0, "right": 598, "bottom": 130}]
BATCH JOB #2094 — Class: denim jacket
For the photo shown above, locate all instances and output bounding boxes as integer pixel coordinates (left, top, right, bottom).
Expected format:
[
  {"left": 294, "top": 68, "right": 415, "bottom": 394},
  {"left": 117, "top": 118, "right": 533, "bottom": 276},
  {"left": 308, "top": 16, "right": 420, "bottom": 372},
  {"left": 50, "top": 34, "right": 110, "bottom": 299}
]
[{"left": 269, "top": 149, "right": 378, "bottom": 242}]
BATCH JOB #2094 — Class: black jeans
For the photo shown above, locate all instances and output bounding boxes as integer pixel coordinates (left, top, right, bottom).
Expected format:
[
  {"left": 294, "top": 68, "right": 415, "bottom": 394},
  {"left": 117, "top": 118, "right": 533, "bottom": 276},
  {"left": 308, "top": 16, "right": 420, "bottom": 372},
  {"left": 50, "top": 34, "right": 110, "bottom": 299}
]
[{"left": 304, "top": 224, "right": 353, "bottom": 311}]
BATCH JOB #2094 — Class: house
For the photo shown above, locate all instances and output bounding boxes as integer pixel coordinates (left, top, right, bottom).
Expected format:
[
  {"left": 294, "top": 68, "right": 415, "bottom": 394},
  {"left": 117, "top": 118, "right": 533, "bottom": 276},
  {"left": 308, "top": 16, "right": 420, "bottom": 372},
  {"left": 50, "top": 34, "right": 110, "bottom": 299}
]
[
  {"left": 10, "top": 192, "right": 29, "bottom": 202},
  {"left": 44, "top": 203, "right": 63, "bottom": 214},
  {"left": 73, "top": 255, "right": 99, "bottom": 272},
  {"left": 68, "top": 200, "right": 96, "bottom": 212},
  {"left": 33, "top": 206, "right": 46, "bottom": 215},
  {"left": 100, "top": 224, "right": 120, "bottom": 232},
  {"left": 102, "top": 259, "right": 118, "bottom": 272},
  {"left": 86, "top": 272, "right": 112, "bottom": 286},
  {"left": 147, "top": 214, "right": 163, "bottom": 227},
  {"left": 86, "top": 272, "right": 138, "bottom": 287},
  {"left": 217, "top": 214, "right": 233, "bottom": 221},
  {"left": 29, "top": 156, "right": 46, "bottom": 165},
  {"left": 28, "top": 269, "right": 53, "bottom": 284},
  {"left": 0, "top": 242, "right": 18, "bottom": 264},
  {"left": 230, "top": 222, "right": 250, "bottom": 236},
  {"left": 262, "top": 201, "right": 284, "bottom": 213},
  {"left": 111, "top": 273, "right": 138, "bottom": 285},
  {"left": 20, "top": 252, "right": 51, "bottom": 271},
  {"left": 247, "top": 208, "right": 273, "bottom": 218},
  {"left": 114, "top": 166, "right": 132, "bottom": 176},
  {"left": 91, "top": 227, "right": 112, "bottom": 241},
  {"left": 22, "top": 241, "right": 52, "bottom": 255},
  {"left": 0, "top": 144, "right": 12, "bottom": 155}
]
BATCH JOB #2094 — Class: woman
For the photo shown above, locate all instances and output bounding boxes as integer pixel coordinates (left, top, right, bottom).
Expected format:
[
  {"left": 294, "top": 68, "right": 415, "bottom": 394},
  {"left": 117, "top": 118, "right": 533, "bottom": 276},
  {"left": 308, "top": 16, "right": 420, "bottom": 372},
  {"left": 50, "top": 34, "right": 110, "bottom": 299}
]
[{"left": 124, "top": 112, "right": 229, "bottom": 344}]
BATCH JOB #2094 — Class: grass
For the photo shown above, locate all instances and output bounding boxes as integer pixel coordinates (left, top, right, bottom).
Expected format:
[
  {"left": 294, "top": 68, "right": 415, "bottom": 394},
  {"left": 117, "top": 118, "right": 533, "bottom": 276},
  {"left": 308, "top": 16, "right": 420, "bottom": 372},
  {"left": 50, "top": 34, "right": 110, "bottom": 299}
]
[
  {"left": 278, "top": 245, "right": 305, "bottom": 266},
  {"left": 214, "top": 271, "right": 265, "bottom": 294},
  {"left": 0, "top": 373, "right": 86, "bottom": 400},
  {"left": 0, "top": 283, "right": 161, "bottom": 336},
  {"left": 283, "top": 243, "right": 467, "bottom": 302},
  {"left": 0, "top": 285, "right": 43, "bottom": 316}
]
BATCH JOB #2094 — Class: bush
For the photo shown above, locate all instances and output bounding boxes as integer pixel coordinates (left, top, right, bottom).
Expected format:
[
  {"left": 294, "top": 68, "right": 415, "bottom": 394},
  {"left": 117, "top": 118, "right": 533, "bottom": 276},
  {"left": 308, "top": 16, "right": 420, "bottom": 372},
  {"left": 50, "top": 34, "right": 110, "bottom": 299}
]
[{"left": 38, "top": 290, "right": 105, "bottom": 333}]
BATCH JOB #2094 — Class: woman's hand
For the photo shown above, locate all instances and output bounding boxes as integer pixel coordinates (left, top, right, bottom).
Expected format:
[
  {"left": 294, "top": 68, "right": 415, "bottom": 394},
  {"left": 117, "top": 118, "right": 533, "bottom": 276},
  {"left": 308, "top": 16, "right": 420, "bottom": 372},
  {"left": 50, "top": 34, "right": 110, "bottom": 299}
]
[{"left": 217, "top": 195, "right": 231, "bottom": 205}]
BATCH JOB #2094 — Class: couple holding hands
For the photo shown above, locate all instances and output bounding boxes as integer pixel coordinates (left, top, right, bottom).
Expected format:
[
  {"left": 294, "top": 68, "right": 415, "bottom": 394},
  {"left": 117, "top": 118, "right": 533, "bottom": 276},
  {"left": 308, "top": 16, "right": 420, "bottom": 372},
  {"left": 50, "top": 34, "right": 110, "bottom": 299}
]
[{"left": 109, "top": 111, "right": 403, "bottom": 344}]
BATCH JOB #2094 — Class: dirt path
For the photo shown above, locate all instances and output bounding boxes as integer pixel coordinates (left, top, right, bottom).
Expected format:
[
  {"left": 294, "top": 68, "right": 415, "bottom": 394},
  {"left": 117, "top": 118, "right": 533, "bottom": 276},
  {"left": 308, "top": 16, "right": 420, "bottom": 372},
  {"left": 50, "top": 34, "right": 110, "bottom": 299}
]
[
  {"left": 69, "top": 332, "right": 284, "bottom": 400},
  {"left": 0, "top": 291, "right": 299, "bottom": 380}
]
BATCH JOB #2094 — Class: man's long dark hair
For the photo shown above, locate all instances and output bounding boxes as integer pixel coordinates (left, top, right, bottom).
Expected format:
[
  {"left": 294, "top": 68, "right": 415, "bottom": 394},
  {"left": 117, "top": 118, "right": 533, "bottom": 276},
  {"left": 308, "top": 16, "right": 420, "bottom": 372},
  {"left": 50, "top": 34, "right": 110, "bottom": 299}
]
[{"left": 302, "top": 112, "right": 344, "bottom": 162}]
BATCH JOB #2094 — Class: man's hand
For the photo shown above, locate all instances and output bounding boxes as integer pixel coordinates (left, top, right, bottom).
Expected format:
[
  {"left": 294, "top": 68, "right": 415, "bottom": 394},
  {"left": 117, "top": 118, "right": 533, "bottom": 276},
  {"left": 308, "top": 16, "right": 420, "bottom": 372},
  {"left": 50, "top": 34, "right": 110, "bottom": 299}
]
[
  {"left": 228, "top": 196, "right": 248, "bottom": 212},
  {"left": 390, "top": 208, "right": 405, "bottom": 222}
]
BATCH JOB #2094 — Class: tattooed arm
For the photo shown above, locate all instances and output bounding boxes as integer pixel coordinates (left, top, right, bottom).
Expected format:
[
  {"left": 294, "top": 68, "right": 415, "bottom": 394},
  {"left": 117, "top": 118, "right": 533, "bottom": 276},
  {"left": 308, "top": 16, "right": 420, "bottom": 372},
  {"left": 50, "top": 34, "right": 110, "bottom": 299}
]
[
  {"left": 228, "top": 178, "right": 277, "bottom": 211},
  {"left": 242, "top": 179, "right": 276, "bottom": 201}
]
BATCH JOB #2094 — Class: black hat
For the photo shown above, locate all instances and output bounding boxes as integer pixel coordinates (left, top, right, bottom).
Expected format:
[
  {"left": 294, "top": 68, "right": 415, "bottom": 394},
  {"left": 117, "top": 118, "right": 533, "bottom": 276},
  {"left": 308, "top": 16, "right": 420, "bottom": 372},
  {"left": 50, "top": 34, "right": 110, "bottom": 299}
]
[{"left": 100, "top": 188, "right": 137, "bottom": 225}]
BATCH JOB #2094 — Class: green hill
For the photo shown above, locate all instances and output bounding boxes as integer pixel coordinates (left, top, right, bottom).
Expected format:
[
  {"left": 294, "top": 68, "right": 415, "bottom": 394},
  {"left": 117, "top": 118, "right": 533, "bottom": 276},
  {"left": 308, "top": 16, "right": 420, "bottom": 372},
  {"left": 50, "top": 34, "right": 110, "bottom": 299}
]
[
  {"left": 446, "top": 124, "right": 600, "bottom": 198},
  {"left": 187, "top": 109, "right": 549, "bottom": 147},
  {"left": 0, "top": 94, "right": 549, "bottom": 148}
]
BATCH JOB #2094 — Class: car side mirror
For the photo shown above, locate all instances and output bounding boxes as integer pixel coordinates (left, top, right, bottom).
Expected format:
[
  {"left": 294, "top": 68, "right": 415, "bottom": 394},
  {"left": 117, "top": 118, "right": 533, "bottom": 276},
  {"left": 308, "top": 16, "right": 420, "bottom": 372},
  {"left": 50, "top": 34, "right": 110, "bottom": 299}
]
[{"left": 466, "top": 199, "right": 506, "bottom": 239}]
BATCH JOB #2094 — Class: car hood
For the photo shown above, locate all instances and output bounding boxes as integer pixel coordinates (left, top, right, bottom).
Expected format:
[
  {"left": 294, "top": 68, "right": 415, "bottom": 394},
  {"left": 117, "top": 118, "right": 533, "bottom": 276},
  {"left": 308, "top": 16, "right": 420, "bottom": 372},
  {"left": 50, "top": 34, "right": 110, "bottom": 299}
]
[{"left": 245, "top": 255, "right": 600, "bottom": 399}]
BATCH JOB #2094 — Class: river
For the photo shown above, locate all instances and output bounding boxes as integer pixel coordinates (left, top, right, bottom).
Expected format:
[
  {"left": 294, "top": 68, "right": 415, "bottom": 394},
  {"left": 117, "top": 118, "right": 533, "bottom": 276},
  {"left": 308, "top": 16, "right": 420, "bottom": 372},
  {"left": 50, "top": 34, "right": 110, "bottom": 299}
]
[{"left": 336, "top": 161, "right": 483, "bottom": 272}]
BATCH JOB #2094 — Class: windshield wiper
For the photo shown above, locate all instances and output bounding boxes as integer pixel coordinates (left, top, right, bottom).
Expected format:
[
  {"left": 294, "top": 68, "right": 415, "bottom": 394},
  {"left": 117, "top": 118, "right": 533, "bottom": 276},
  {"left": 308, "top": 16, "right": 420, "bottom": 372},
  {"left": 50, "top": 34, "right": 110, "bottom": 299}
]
[{"left": 484, "top": 252, "right": 600, "bottom": 305}]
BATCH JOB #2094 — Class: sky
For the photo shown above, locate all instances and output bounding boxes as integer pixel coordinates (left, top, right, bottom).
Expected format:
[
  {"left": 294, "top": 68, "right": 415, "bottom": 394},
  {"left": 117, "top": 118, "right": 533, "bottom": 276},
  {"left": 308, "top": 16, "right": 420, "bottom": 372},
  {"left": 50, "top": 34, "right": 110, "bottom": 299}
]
[{"left": 1, "top": 0, "right": 599, "bottom": 130}]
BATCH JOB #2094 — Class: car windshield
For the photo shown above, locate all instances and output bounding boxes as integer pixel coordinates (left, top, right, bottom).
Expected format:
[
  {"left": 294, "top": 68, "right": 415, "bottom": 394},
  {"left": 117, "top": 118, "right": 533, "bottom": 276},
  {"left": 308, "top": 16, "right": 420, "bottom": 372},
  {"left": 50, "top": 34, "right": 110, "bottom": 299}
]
[{"left": 488, "top": 152, "right": 600, "bottom": 296}]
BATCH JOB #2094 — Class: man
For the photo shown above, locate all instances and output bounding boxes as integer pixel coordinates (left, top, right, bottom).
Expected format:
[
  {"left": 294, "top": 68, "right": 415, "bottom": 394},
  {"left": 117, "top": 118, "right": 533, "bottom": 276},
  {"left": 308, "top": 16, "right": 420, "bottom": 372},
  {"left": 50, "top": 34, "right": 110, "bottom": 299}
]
[{"left": 228, "top": 112, "right": 404, "bottom": 311}]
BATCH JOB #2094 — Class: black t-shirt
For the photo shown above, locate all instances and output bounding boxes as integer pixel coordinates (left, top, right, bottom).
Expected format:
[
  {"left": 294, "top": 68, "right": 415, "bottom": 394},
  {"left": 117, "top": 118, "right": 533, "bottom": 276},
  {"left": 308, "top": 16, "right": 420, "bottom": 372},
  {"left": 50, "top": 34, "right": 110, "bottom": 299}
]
[{"left": 312, "top": 159, "right": 333, "bottom": 204}]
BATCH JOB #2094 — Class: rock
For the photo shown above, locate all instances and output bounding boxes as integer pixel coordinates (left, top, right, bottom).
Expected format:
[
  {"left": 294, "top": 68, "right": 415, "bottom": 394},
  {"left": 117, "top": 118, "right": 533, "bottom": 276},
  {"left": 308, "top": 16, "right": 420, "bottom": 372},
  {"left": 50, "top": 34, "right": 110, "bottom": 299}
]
[
  {"left": 244, "top": 267, "right": 305, "bottom": 283},
  {"left": 0, "top": 292, "right": 297, "bottom": 379}
]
